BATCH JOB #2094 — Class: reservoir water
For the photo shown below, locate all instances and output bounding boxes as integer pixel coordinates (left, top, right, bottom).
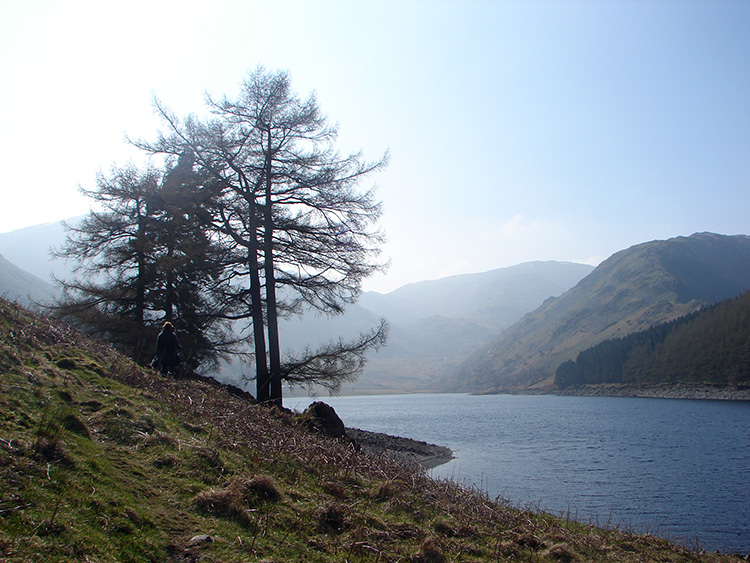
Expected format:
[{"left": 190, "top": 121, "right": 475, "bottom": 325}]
[{"left": 285, "top": 393, "right": 750, "bottom": 554}]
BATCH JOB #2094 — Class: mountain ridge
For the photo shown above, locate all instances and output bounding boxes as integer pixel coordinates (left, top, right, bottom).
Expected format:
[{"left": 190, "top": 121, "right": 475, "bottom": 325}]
[
  {"left": 9, "top": 220, "right": 750, "bottom": 397},
  {"left": 0, "top": 218, "right": 593, "bottom": 394},
  {"left": 0, "top": 252, "right": 57, "bottom": 307},
  {"left": 448, "top": 232, "right": 750, "bottom": 393},
  {"left": 0, "top": 218, "right": 80, "bottom": 283},
  {"left": 286, "top": 261, "right": 593, "bottom": 394}
]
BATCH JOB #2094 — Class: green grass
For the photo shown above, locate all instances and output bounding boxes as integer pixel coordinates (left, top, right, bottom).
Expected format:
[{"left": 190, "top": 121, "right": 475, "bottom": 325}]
[{"left": 0, "top": 297, "right": 745, "bottom": 562}]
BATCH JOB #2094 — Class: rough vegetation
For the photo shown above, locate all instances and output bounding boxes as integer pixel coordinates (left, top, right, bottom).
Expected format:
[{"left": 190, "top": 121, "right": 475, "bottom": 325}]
[{"left": 0, "top": 297, "right": 745, "bottom": 562}]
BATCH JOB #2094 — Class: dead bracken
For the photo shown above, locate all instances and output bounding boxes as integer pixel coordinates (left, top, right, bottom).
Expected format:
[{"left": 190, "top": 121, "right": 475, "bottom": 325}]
[{"left": 0, "top": 297, "right": 746, "bottom": 563}]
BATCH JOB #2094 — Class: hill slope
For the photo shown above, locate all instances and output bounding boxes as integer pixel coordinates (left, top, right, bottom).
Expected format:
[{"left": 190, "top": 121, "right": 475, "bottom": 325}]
[
  {"left": 0, "top": 218, "right": 77, "bottom": 283},
  {"left": 556, "top": 290, "right": 750, "bottom": 390},
  {"left": 1, "top": 298, "right": 743, "bottom": 562},
  {"left": 358, "top": 261, "right": 594, "bottom": 327},
  {"left": 0, "top": 253, "right": 57, "bottom": 306},
  {"left": 283, "top": 261, "right": 593, "bottom": 394},
  {"left": 450, "top": 233, "right": 750, "bottom": 393}
]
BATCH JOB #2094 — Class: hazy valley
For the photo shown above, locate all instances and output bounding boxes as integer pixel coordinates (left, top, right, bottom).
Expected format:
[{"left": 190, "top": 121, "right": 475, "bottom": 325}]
[{"left": 3, "top": 222, "right": 750, "bottom": 397}]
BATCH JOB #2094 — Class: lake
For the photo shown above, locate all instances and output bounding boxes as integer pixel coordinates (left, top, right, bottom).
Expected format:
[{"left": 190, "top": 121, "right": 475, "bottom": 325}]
[{"left": 285, "top": 393, "right": 750, "bottom": 554}]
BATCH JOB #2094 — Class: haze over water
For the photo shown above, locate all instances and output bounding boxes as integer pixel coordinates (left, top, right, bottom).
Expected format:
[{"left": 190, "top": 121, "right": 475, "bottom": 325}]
[{"left": 287, "top": 393, "right": 750, "bottom": 554}]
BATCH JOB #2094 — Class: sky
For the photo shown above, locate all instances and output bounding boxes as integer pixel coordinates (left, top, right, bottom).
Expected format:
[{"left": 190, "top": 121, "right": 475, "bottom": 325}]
[{"left": 1, "top": 0, "right": 749, "bottom": 293}]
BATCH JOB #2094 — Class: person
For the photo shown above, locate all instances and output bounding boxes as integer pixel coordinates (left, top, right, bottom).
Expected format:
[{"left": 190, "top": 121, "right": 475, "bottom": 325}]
[{"left": 152, "top": 321, "right": 181, "bottom": 374}]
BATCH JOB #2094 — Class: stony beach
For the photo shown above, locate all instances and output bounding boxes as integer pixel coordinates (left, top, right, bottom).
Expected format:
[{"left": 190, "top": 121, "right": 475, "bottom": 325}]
[
  {"left": 556, "top": 382, "right": 750, "bottom": 401},
  {"left": 346, "top": 427, "right": 454, "bottom": 469}
]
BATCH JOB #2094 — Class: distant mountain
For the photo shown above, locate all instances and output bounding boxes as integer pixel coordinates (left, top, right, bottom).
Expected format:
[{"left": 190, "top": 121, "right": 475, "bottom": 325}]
[
  {"left": 448, "top": 233, "right": 750, "bottom": 393},
  {"left": 288, "top": 261, "right": 594, "bottom": 394},
  {"left": 556, "top": 290, "right": 750, "bottom": 389},
  {"left": 0, "top": 253, "right": 57, "bottom": 307},
  {"left": 1, "top": 219, "right": 593, "bottom": 394},
  {"left": 0, "top": 218, "right": 82, "bottom": 283},
  {"left": 358, "top": 261, "right": 594, "bottom": 327}
]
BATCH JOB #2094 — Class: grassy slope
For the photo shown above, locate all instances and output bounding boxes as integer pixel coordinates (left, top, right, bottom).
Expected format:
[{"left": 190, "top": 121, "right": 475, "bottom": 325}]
[{"left": 0, "top": 298, "right": 743, "bottom": 563}]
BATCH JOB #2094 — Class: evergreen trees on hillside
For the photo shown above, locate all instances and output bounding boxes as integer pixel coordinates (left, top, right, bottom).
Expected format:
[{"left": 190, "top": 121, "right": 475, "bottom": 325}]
[
  {"left": 53, "top": 161, "right": 238, "bottom": 372},
  {"left": 136, "top": 68, "right": 388, "bottom": 403},
  {"left": 555, "top": 291, "right": 750, "bottom": 388}
]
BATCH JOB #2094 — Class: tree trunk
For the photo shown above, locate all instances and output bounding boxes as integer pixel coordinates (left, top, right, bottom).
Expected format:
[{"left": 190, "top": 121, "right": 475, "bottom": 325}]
[
  {"left": 248, "top": 216, "right": 270, "bottom": 402},
  {"left": 135, "top": 212, "right": 147, "bottom": 327},
  {"left": 263, "top": 133, "right": 283, "bottom": 406},
  {"left": 135, "top": 209, "right": 148, "bottom": 362},
  {"left": 165, "top": 243, "right": 175, "bottom": 323}
]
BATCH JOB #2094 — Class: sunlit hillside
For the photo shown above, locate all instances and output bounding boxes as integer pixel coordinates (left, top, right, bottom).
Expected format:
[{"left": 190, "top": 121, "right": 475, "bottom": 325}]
[
  {"left": 452, "top": 233, "right": 750, "bottom": 393},
  {"left": 0, "top": 254, "right": 56, "bottom": 307},
  {"left": 1, "top": 297, "right": 744, "bottom": 562}
]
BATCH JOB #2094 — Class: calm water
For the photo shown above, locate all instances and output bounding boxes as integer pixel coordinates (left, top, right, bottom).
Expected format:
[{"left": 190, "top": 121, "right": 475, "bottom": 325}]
[{"left": 285, "top": 393, "right": 750, "bottom": 554}]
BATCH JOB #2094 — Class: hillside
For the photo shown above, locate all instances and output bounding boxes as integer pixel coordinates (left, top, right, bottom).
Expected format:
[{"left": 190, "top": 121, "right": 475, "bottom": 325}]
[
  {"left": 1, "top": 298, "right": 744, "bottom": 562},
  {"left": 0, "top": 253, "right": 57, "bottom": 307},
  {"left": 556, "top": 290, "right": 750, "bottom": 390},
  {"left": 0, "top": 219, "right": 76, "bottom": 283},
  {"left": 357, "top": 261, "right": 594, "bottom": 326},
  {"left": 282, "top": 261, "right": 593, "bottom": 394},
  {"left": 449, "top": 233, "right": 750, "bottom": 393},
  {"left": 0, "top": 217, "right": 592, "bottom": 394}
]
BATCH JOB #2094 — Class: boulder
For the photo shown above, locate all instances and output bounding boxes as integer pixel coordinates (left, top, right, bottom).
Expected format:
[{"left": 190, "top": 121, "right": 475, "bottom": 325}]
[{"left": 304, "top": 401, "right": 346, "bottom": 438}]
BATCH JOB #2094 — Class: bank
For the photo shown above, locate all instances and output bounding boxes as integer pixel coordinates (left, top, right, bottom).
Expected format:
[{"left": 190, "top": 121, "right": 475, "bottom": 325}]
[{"left": 555, "top": 382, "right": 750, "bottom": 401}]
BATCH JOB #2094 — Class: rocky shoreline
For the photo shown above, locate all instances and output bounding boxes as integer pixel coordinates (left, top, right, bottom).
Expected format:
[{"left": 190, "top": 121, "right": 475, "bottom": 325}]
[
  {"left": 555, "top": 382, "right": 750, "bottom": 401},
  {"left": 301, "top": 401, "right": 454, "bottom": 470},
  {"left": 346, "top": 427, "right": 454, "bottom": 470}
]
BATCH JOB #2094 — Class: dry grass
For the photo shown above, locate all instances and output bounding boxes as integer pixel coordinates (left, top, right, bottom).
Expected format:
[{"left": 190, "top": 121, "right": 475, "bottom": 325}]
[{"left": 0, "top": 297, "right": 746, "bottom": 563}]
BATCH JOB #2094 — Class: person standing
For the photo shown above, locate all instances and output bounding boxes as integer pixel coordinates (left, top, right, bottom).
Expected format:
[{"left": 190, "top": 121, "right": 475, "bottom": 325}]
[{"left": 152, "top": 321, "right": 182, "bottom": 374}]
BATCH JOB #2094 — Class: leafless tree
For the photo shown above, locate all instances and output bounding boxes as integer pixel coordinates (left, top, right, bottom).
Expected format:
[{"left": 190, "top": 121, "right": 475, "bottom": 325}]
[{"left": 136, "top": 67, "right": 388, "bottom": 403}]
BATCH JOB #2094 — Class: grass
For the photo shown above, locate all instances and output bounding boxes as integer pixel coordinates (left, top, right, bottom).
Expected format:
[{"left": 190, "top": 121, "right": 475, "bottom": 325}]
[{"left": 0, "top": 296, "right": 745, "bottom": 562}]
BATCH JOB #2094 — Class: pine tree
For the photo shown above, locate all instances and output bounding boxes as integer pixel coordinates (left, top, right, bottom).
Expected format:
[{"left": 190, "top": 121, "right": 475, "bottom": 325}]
[
  {"left": 53, "top": 164, "right": 161, "bottom": 363},
  {"left": 53, "top": 159, "right": 238, "bottom": 372}
]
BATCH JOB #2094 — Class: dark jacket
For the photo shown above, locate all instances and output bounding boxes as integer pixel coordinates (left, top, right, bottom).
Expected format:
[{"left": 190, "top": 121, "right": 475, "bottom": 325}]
[{"left": 155, "top": 328, "right": 181, "bottom": 371}]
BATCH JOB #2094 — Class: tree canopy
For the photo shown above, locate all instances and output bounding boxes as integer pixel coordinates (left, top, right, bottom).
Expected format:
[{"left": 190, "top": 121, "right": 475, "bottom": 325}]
[
  {"left": 555, "top": 291, "right": 750, "bottom": 388},
  {"left": 53, "top": 161, "right": 239, "bottom": 372},
  {"left": 58, "top": 67, "right": 389, "bottom": 402}
]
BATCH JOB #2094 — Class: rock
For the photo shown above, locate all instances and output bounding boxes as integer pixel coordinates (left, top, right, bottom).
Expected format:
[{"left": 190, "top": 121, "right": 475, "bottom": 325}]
[
  {"left": 187, "top": 534, "right": 213, "bottom": 547},
  {"left": 346, "top": 427, "right": 453, "bottom": 469},
  {"left": 304, "top": 401, "right": 346, "bottom": 438},
  {"left": 301, "top": 402, "right": 453, "bottom": 469}
]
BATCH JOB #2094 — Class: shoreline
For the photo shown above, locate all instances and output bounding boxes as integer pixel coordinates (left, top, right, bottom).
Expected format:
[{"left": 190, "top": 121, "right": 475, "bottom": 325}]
[
  {"left": 346, "top": 427, "right": 454, "bottom": 470},
  {"left": 553, "top": 382, "right": 750, "bottom": 401}
]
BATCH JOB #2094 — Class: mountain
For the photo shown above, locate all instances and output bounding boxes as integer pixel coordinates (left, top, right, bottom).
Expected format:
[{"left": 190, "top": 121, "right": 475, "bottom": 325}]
[
  {"left": 449, "top": 233, "right": 750, "bottom": 393},
  {"left": 0, "top": 218, "right": 80, "bottom": 283},
  {"left": 358, "top": 261, "right": 594, "bottom": 327},
  {"left": 556, "top": 290, "right": 750, "bottom": 389},
  {"left": 282, "top": 261, "right": 594, "bottom": 394},
  {"left": 1, "top": 219, "right": 593, "bottom": 394},
  {"left": 0, "top": 253, "right": 57, "bottom": 307}
]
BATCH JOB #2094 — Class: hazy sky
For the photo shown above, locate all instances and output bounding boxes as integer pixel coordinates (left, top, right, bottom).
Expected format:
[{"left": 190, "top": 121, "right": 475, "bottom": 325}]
[{"left": 2, "top": 1, "right": 749, "bottom": 293}]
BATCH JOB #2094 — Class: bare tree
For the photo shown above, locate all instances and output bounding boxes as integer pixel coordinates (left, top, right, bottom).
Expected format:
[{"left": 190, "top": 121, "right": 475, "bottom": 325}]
[{"left": 138, "top": 67, "right": 388, "bottom": 403}]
